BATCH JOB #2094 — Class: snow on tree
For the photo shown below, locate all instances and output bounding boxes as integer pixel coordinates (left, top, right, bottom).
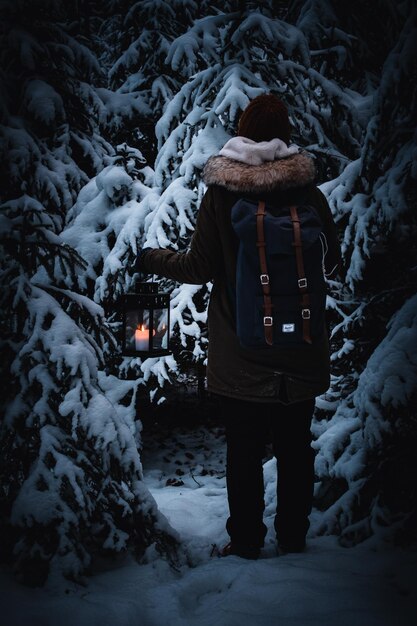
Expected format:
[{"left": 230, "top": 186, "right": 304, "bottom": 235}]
[
  {"left": 61, "top": 152, "right": 180, "bottom": 399},
  {"left": 103, "top": 0, "right": 206, "bottom": 165},
  {"left": 160, "top": 4, "right": 364, "bottom": 167},
  {"left": 0, "top": 0, "right": 180, "bottom": 585},
  {"left": 0, "top": 196, "right": 180, "bottom": 586},
  {"left": 0, "top": 0, "right": 114, "bottom": 219},
  {"left": 311, "top": 3, "right": 417, "bottom": 545}
]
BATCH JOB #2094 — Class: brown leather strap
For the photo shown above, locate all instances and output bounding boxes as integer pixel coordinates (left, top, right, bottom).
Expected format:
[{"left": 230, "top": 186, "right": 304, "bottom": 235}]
[
  {"left": 256, "top": 200, "right": 273, "bottom": 346},
  {"left": 290, "top": 206, "right": 312, "bottom": 344}
]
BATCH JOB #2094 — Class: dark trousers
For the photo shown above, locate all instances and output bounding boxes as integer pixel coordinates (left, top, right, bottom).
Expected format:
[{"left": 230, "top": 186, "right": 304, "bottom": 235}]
[{"left": 220, "top": 396, "right": 315, "bottom": 547}]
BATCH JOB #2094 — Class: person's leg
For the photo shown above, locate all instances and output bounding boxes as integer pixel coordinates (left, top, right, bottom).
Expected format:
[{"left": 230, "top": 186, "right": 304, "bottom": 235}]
[
  {"left": 220, "top": 396, "right": 269, "bottom": 552},
  {"left": 271, "top": 398, "right": 315, "bottom": 551}
]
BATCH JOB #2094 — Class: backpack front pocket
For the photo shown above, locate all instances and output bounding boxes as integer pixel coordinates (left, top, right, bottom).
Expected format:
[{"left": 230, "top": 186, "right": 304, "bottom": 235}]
[{"left": 250, "top": 293, "right": 326, "bottom": 346}]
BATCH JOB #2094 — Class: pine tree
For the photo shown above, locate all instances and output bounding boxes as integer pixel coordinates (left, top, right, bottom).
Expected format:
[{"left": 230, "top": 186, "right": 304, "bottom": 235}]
[
  {"left": 0, "top": 0, "right": 179, "bottom": 585},
  {"left": 0, "top": 197, "right": 180, "bottom": 585},
  {"left": 287, "top": 0, "right": 402, "bottom": 85},
  {"left": 104, "top": 0, "right": 202, "bottom": 165},
  {"left": 310, "top": 2, "right": 417, "bottom": 545}
]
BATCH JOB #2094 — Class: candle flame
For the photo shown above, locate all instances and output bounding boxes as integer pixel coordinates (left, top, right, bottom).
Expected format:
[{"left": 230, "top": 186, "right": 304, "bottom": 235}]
[{"left": 135, "top": 324, "right": 155, "bottom": 336}]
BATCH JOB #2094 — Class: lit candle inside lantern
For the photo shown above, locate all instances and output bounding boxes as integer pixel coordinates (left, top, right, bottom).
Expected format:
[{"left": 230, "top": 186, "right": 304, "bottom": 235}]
[{"left": 135, "top": 325, "right": 150, "bottom": 351}]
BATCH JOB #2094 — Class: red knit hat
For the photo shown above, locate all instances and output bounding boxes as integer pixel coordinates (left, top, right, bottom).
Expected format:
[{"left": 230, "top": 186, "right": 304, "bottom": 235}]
[{"left": 237, "top": 94, "right": 291, "bottom": 144}]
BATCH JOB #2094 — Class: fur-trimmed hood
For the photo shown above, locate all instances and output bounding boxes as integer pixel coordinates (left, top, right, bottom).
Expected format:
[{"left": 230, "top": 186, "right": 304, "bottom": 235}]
[{"left": 202, "top": 152, "right": 316, "bottom": 194}]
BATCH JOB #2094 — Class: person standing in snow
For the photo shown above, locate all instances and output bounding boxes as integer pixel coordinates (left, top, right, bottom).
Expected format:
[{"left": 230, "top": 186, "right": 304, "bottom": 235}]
[{"left": 136, "top": 94, "right": 342, "bottom": 559}]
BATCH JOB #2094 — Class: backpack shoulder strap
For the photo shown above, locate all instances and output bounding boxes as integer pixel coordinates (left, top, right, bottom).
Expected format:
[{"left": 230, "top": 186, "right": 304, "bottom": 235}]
[
  {"left": 290, "top": 205, "right": 312, "bottom": 345},
  {"left": 255, "top": 200, "right": 274, "bottom": 346}
]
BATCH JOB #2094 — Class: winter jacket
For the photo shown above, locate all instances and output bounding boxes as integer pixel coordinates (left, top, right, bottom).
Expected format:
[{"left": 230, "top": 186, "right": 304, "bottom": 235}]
[{"left": 140, "top": 150, "right": 342, "bottom": 404}]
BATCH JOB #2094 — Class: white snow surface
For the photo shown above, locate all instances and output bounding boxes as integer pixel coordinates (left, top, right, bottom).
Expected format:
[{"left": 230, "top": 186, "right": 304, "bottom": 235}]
[{"left": 1, "top": 420, "right": 416, "bottom": 626}]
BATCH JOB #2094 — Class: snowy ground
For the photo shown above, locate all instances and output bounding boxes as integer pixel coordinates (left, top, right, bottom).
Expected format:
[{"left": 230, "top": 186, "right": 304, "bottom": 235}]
[{"left": 1, "top": 415, "right": 417, "bottom": 626}]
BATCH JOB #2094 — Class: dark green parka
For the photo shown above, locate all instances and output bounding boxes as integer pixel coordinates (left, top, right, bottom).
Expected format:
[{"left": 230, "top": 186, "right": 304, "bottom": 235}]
[{"left": 141, "top": 151, "right": 342, "bottom": 403}]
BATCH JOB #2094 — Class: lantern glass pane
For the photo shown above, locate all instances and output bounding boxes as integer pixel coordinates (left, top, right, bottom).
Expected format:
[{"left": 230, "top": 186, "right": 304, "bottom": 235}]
[
  {"left": 153, "top": 308, "right": 169, "bottom": 350},
  {"left": 126, "top": 307, "right": 151, "bottom": 352}
]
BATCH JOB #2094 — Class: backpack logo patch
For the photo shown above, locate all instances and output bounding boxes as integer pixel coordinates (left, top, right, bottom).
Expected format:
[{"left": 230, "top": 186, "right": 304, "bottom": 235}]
[{"left": 282, "top": 323, "right": 295, "bottom": 333}]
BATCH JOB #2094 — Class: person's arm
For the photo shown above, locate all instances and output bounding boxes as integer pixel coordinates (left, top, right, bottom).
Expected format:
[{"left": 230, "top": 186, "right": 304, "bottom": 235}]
[
  {"left": 138, "top": 187, "right": 222, "bottom": 284},
  {"left": 311, "top": 187, "right": 344, "bottom": 280}
]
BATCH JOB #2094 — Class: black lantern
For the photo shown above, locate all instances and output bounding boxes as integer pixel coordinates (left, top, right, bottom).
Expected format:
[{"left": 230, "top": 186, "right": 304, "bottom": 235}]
[{"left": 122, "top": 282, "right": 171, "bottom": 357}]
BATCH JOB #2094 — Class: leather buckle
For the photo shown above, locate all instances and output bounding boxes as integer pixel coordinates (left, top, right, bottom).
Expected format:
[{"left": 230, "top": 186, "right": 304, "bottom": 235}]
[
  {"left": 298, "top": 278, "right": 307, "bottom": 289},
  {"left": 302, "top": 308, "right": 311, "bottom": 319},
  {"left": 264, "top": 316, "right": 273, "bottom": 326},
  {"left": 260, "top": 274, "right": 269, "bottom": 285}
]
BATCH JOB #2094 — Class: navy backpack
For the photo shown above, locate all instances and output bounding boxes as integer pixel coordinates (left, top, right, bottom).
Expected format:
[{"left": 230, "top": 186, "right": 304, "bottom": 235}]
[{"left": 231, "top": 198, "right": 327, "bottom": 348}]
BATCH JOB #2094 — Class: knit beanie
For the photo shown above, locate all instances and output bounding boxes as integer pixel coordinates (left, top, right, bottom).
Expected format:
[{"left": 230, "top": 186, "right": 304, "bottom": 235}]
[{"left": 237, "top": 94, "right": 291, "bottom": 145}]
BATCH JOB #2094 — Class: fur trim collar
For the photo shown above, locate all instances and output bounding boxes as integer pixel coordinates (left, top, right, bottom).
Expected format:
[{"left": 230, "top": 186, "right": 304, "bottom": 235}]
[{"left": 202, "top": 152, "right": 316, "bottom": 193}]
